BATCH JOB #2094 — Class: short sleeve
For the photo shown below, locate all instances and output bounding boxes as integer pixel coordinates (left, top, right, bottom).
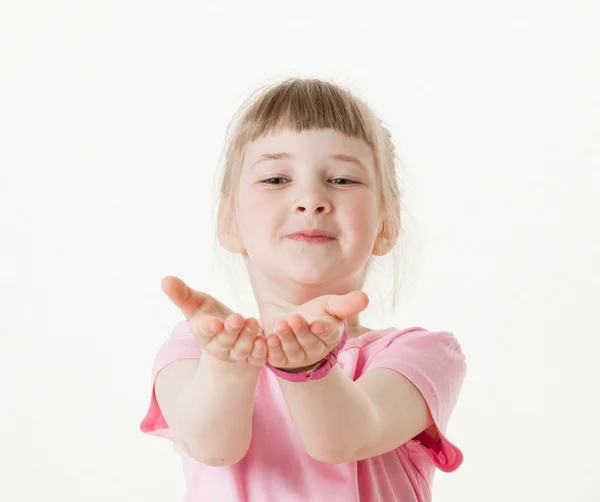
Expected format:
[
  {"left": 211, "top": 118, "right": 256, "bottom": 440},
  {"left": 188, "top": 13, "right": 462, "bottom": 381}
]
[
  {"left": 139, "top": 320, "right": 202, "bottom": 439},
  {"left": 366, "top": 329, "right": 467, "bottom": 472}
]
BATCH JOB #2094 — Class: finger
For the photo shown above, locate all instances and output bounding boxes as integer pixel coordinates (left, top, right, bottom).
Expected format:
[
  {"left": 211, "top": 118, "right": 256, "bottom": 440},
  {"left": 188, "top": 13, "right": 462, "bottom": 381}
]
[
  {"left": 309, "top": 317, "right": 344, "bottom": 348},
  {"left": 190, "top": 314, "right": 223, "bottom": 347},
  {"left": 161, "top": 276, "right": 209, "bottom": 320},
  {"left": 266, "top": 334, "right": 287, "bottom": 368},
  {"left": 323, "top": 291, "right": 369, "bottom": 320},
  {"left": 161, "top": 276, "right": 232, "bottom": 320},
  {"left": 209, "top": 312, "right": 245, "bottom": 357},
  {"left": 247, "top": 336, "right": 267, "bottom": 367},
  {"left": 230, "top": 318, "right": 259, "bottom": 362},
  {"left": 288, "top": 314, "right": 326, "bottom": 353},
  {"left": 275, "top": 318, "right": 306, "bottom": 366}
]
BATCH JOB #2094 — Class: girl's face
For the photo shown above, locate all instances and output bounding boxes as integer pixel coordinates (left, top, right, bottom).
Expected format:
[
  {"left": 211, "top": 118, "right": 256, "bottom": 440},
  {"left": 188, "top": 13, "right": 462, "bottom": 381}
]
[{"left": 232, "top": 128, "right": 384, "bottom": 292}]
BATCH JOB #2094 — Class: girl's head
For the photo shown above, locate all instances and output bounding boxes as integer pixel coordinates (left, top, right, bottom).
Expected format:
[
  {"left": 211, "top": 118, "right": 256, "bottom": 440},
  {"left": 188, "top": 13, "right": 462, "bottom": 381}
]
[{"left": 216, "top": 78, "right": 402, "bottom": 304}]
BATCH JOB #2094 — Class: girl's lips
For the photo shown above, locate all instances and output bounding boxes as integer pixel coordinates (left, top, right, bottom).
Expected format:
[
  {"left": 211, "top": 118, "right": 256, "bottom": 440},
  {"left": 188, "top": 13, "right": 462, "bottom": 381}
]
[{"left": 288, "top": 234, "right": 335, "bottom": 243}]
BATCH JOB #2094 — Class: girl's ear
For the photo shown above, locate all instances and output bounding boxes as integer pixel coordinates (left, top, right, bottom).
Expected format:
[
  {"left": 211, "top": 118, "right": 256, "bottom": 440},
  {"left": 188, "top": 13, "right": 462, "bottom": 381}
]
[
  {"left": 217, "top": 200, "right": 246, "bottom": 255},
  {"left": 372, "top": 227, "right": 393, "bottom": 256},
  {"left": 372, "top": 213, "right": 400, "bottom": 257}
]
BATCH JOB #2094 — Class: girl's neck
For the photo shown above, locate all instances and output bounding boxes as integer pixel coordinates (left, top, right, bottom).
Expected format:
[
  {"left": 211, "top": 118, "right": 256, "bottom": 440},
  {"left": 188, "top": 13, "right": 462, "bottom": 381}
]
[{"left": 248, "top": 274, "right": 370, "bottom": 339}]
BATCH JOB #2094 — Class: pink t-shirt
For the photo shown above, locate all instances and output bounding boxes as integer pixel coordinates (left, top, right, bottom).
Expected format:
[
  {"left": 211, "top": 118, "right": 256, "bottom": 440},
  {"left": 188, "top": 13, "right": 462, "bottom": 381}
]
[{"left": 140, "top": 321, "right": 466, "bottom": 502}]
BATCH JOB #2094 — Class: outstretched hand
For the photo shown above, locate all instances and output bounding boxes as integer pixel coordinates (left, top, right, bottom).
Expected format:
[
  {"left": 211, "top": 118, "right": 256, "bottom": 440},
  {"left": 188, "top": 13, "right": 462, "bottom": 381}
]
[
  {"left": 266, "top": 291, "right": 369, "bottom": 370},
  {"left": 160, "top": 275, "right": 368, "bottom": 371},
  {"left": 161, "top": 276, "right": 268, "bottom": 368}
]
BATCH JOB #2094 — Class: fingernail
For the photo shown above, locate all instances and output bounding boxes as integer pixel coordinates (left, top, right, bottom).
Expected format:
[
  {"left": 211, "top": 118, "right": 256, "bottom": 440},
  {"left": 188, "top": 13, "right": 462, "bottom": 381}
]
[{"left": 311, "top": 324, "right": 325, "bottom": 333}]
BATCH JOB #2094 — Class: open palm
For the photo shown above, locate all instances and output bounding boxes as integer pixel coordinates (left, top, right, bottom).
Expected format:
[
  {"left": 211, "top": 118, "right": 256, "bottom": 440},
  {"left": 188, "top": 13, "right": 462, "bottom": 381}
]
[
  {"left": 266, "top": 291, "right": 369, "bottom": 370},
  {"left": 161, "top": 276, "right": 267, "bottom": 367},
  {"left": 160, "top": 275, "right": 368, "bottom": 370}
]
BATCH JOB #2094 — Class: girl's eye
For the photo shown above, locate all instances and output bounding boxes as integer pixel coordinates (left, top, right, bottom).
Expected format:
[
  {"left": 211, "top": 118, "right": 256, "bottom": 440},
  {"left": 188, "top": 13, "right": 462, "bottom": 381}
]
[
  {"left": 260, "top": 177, "right": 356, "bottom": 185},
  {"left": 330, "top": 178, "right": 355, "bottom": 185},
  {"left": 261, "top": 177, "right": 288, "bottom": 185}
]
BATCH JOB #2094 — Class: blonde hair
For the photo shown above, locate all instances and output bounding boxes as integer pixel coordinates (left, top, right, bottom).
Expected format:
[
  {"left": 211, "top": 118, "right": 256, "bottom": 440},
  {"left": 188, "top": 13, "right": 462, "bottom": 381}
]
[{"left": 215, "top": 77, "right": 405, "bottom": 309}]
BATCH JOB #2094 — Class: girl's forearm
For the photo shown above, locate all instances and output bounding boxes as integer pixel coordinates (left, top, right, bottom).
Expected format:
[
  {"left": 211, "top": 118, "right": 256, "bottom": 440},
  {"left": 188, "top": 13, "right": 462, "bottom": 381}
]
[
  {"left": 277, "top": 365, "right": 378, "bottom": 463},
  {"left": 174, "top": 353, "right": 260, "bottom": 466}
]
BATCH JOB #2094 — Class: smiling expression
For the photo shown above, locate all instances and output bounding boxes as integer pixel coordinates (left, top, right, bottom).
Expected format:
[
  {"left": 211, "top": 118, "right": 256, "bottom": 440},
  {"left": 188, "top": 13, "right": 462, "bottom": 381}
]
[{"left": 223, "top": 128, "right": 387, "bottom": 291}]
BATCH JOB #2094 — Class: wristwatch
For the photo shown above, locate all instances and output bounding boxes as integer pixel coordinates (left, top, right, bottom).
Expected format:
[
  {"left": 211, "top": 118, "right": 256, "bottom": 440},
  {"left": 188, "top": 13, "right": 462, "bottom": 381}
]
[{"left": 266, "top": 320, "right": 348, "bottom": 382}]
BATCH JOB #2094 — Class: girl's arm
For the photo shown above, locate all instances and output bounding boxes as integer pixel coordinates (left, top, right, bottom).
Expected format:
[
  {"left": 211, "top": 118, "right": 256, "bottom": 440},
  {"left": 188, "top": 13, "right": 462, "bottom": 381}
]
[
  {"left": 155, "top": 353, "right": 261, "bottom": 466},
  {"left": 277, "top": 364, "right": 432, "bottom": 464},
  {"left": 265, "top": 293, "right": 434, "bottom": 464},
  {"left": 154, "top": 276, "right": 267, "bottom": 466}
]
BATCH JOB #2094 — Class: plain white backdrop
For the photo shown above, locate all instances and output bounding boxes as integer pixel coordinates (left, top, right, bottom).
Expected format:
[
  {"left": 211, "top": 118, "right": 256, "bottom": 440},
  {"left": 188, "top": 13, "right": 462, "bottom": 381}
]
[{"left": 1, "top": 0, "right": 599, "bottom": 500}]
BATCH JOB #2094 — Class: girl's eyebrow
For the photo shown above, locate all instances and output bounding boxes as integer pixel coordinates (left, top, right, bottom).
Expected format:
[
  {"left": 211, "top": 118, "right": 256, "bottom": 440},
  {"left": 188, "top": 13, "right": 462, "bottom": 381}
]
[
  {"left": 328, "top": 153, "right": 367, "bottom": 172},
  {"left": 250, "top": 152, "right": 367, "bottom": 172},
  {"left": 250, "top": 152, "right": 293, "bottom": 169}
]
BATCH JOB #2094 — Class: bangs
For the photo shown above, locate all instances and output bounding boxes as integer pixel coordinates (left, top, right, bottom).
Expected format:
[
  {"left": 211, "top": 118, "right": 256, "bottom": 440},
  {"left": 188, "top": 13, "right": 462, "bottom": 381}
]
[{"left": 234, "top": 78, "right": 377, "bottom": 147}]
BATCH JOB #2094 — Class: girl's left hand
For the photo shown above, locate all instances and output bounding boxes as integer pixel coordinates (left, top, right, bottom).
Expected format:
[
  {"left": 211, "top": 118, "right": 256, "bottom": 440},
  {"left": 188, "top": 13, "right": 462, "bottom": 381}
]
[{"left": 266, "top": 291, "right": 369, "bottom": 370}]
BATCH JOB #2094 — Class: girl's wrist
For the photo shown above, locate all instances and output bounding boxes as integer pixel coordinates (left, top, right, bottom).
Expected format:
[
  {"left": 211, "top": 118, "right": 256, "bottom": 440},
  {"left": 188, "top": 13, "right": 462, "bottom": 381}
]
[
  {"left": 200, "top": 350, "right": 261, "bottom": 376},
  {"left": 274, "top": 361, "right": 321, "bottom": 374}
]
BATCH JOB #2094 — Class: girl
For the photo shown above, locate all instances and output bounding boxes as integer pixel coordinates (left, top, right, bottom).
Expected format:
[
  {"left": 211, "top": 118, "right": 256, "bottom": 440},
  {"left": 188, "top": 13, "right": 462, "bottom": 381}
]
[{"left": 140, "top": 78, "right": 466, "bottom": 501}]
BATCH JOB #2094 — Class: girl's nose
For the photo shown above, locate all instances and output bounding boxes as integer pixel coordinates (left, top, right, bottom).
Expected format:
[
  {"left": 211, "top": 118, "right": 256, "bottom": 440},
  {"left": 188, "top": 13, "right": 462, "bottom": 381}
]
[
  {"left": 294, "top": 194, "right": 332, "bottom": 214},
  {"left": 295, "top": 202, "right": 330, "bottom": 214},
  {"left": 293, "top": 179, "right": 332, "bottom": 214}
]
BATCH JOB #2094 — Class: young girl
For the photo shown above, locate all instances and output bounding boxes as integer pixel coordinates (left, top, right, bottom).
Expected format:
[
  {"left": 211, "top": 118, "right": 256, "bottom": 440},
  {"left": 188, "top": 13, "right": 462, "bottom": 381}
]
[{"left": 140, "top": 78, "right": 466, "bottom": 502}]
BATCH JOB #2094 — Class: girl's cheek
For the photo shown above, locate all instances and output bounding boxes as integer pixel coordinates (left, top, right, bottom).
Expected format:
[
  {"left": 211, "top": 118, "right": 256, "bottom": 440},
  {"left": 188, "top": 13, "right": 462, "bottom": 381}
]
[
  {"left": 346, "top": 198, "right": 379, "bottom": 231},
  {"left": 346, "top": 196, "right": 375, "bottom": 216},
  {"left": 238, "top": 192, "right": 278, "bottom": 230},
  {"left": 246, "top": 193, "right": 273, "bottom": 213},
  {"left": 247, "top": 187, "right": 282, "bottom": 208}
]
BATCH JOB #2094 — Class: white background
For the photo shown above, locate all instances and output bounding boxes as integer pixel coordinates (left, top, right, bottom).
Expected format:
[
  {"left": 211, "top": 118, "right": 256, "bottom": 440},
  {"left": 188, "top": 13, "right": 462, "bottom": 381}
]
[{"left": 1, "top": 1, "right": 599, "bottom": 501}]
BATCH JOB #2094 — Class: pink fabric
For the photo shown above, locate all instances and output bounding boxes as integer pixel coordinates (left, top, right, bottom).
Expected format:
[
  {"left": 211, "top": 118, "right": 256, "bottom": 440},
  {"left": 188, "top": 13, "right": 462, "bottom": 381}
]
[{"left": 140, "top": 321, "right": 466, "bottom": 502}]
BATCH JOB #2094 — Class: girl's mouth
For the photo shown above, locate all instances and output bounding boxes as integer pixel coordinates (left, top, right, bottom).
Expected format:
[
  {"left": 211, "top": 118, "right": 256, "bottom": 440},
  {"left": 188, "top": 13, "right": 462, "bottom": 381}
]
[{"left": 288, "top": 234, "right": 335, "bottom": 243}]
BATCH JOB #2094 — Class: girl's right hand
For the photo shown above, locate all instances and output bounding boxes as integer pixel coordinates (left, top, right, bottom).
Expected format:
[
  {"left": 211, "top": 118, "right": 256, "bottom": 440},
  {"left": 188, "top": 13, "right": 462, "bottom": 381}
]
[{"left": 161, "top": 275, "right": 268, "bottom": 368}]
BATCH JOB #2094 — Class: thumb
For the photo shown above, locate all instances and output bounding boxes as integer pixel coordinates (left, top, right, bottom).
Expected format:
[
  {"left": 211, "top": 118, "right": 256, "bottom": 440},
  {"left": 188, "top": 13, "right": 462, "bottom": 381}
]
[
  {"left": 323, "top": 291, "right": 369, "bottom": 320},
  {"left": 161, "top": 275, "right": 217, "bottom": 321}
]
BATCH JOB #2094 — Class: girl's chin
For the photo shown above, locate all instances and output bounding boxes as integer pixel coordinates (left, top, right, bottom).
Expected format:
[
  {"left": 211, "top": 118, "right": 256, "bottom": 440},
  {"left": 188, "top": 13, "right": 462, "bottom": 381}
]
[
  {"left": 251, "top": 259, "right": 355, "bottom": 287},
  {"left": 279, "top": 269, "right": 343, "bottom": 288}
]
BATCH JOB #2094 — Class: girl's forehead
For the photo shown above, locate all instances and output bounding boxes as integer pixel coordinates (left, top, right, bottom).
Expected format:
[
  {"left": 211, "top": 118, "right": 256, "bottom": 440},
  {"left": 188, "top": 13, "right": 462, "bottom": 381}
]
[{"left": 243, "top": 128, "right": 374, "bottom": 167}]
